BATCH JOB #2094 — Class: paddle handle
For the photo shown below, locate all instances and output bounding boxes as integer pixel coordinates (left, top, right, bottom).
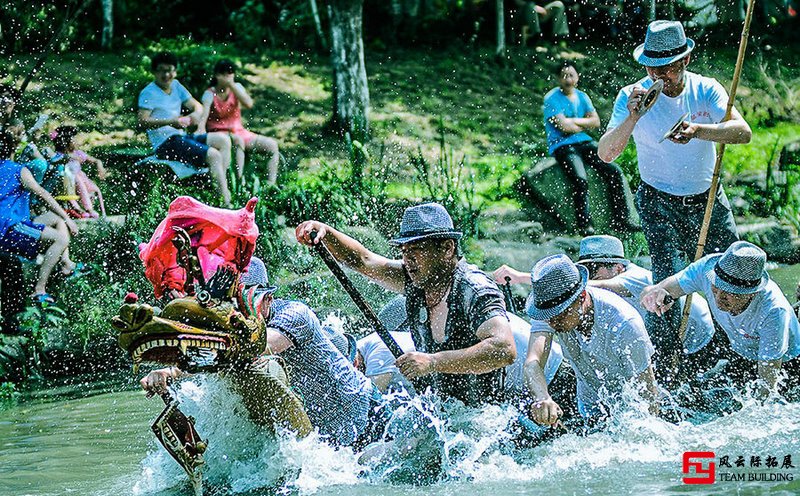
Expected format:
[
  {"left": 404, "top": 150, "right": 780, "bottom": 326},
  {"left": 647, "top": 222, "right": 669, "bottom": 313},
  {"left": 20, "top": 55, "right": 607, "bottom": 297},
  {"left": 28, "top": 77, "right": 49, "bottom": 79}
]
[
  {"left": 312, "top": 235, "right": 405, "bottom": 359},
  {"left": 501, "top": 276, "right": 518, "bottom": 315},
  {"left": 679, "top": 0, "right": 756, "bottom": 342}
]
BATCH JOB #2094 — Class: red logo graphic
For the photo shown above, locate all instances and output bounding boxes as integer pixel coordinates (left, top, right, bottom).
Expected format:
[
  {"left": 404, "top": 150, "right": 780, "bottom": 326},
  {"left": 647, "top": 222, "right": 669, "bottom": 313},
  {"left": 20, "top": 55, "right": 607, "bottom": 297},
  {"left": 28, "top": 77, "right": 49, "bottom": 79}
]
[{"left": 683, "top": 451, "right": 716, "bottom": 484}]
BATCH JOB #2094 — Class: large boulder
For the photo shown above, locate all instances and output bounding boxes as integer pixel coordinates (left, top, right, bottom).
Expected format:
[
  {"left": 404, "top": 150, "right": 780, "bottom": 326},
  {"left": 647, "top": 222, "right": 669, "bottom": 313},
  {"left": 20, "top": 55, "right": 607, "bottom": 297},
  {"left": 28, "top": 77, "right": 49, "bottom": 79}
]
[{"left": 515, "top": 157, "right": 640, "bottom": 234}]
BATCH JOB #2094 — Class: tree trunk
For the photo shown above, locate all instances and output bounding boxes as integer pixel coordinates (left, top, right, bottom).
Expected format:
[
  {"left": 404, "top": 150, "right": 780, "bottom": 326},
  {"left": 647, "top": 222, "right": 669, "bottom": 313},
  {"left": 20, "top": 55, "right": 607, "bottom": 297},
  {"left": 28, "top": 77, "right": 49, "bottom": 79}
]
[
  {"left": 647, "top": 0, "right": 656, "bottom": 22},
  {"left": 495, "top": 0, "right": 505, "bottom": 57},
  {"left": 327, "top": 0, "right": 370, "bottom": 141},
  {"left": 101, "top": 0, "right": 113, "bottom": 49},
  {"left": 309, "top": 0, "right": 327, "bottom": 49}
]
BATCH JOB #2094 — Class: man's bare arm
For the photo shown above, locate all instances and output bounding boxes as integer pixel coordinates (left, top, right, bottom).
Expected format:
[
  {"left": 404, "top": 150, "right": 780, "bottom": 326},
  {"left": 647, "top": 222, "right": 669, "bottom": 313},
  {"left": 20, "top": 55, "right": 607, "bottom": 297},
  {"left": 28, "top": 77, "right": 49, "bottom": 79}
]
[
  {"left": 757, "top": 359, "right": 782, "bottom": 399},
  {"left": 598, "top": 87, "right": 647, "bottom": 162},
  {"left": 641, "top": 275, "right": 686, "bottom": 316},
  {"left": 524, "top": 332, "right": 564, "bottom": 425},
  {"left": 427, "top": 315, "right": 515, "bottom": 374},
  {"left": 295, "top": 220, "right": 405, "bottom": 292},
  {"left": 137, "top": 108, "right": 186, "bottom": 130},
  {"left": 635, "top": 364, "right": 660, "bottom": 415},
  {"left": 669, "top": 107, "right": 752, "bottom": 145}
]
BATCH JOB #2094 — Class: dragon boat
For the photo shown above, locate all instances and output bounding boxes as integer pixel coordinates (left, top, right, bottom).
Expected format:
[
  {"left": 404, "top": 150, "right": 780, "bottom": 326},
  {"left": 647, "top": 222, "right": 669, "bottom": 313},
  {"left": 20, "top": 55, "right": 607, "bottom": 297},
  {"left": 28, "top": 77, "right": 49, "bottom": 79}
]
[{"left": 112, "top": 196, "right": 312, "bottom": 493}]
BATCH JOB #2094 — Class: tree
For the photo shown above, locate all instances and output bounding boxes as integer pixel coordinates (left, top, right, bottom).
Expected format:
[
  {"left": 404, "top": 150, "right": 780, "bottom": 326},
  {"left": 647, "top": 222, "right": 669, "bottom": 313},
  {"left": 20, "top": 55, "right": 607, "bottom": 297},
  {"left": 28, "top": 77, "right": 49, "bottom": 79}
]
[
  {"left": 101, "top": 0, "right": 113, "bottom": 49},
  {"left": 327, "top": 0, "right": 370, "bottom": 142},
  {"left": 495, "top": 0, "right": 505, "bottom": 57}
]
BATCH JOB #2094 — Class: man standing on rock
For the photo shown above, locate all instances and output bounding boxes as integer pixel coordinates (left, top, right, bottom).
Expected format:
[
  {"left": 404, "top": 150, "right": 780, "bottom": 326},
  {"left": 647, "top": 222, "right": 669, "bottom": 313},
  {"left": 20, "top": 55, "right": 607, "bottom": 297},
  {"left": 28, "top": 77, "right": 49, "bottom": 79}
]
[
  {"left": 597, "top": 20, "right": 752, "bottom": 384},
  {"left": 295, "top": 202, "right": 516, "bottom": 406}
]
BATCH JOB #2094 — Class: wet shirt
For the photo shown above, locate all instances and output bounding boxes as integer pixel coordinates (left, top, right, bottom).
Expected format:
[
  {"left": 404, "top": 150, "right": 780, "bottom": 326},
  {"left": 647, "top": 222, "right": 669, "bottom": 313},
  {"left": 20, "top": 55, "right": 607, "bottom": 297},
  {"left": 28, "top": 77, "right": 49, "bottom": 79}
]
[
  {"left": 677, "top": 255, "right": 800, "bottom": 362},
  {"left": 610, "top": 263, "right": 715, "bottom": 354},
  {"left": 607, "top": 72, "right": 728, "bottom": 195},
  {"left": 0, "top": 160, "right": 32, "bottom": 236},
  {"left": 543, "top": 87, "right": 595, "bottom": 155},
  {"left": 404, "top": 259, "right": 508, "bottom": 406},
  {"left": 357, "top": 330, "right": 416, "bottom": 393},
  {"left": 541, "top": 287, "right": 654, "bottom": 416},
  {"left": 267, "top": 299, "right": 374, "bottom": 446},
  {"left": 137, "top": 80, "right": 193, "bottom": 150}
]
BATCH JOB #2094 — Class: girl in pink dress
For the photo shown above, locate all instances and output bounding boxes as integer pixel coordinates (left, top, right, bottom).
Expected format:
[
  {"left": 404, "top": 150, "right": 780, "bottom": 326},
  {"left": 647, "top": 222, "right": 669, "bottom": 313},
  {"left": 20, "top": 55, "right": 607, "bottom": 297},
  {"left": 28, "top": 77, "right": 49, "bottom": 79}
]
[
  {"left": 198, "top": 60, "right": 280, "bottom": 185},
  {"left": 51, "top": 126, "right": 107, "bottom": 218}
]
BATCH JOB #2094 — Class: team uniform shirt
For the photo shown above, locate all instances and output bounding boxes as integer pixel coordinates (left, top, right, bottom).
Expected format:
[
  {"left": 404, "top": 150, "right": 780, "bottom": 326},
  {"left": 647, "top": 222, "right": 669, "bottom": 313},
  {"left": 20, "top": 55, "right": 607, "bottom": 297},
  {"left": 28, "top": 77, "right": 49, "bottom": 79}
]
[
  {"left": 539, "top": 287, "right": 655, "bottom": 416},
  {"left": 607, "top": 72, "right": 729, "bottom": 195},
  {"left": 542, "top": 87, "right": 595, "bottom": 155},
  {"left": 610, "top": 263, "right": 715, "bottom": 354},
  {"left": 267, "top": 299, "right": 375, "bottom": 446},
  {"left": 677, "top": 255, "right": 800, "bottom": 362},
  {"left": 357, "top": 330, "right": 417, "bottom": 392},
  {"left": 137, "top": 80, "right": 193, "bottom": 150}
]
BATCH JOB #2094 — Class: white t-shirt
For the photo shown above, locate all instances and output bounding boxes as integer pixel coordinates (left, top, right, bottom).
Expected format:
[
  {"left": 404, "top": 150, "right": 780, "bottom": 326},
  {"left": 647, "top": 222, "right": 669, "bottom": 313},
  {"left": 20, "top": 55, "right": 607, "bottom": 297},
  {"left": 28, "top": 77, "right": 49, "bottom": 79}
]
[
  {"left": 611, "top": 263, "right": 715, "bottom": 354},
  {"left": 607, "top": 72, "right": 729, "bottom": 195},
  {"left": 137, "top": 80, "right": 193, "bottom": 150},
  {"left": 677, "top": 255, "right": 800, "bottom": 361},
  {"left": 542, "top": 287, "right": 655, "bottom": 416},
  {"left": 506, "top": 313, "right": 563, "bottom": 398}
]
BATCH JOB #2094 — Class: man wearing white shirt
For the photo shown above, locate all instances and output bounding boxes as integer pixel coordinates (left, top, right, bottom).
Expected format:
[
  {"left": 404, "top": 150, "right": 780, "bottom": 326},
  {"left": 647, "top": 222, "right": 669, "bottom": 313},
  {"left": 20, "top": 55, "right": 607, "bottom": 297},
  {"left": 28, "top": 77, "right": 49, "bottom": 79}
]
[
  {"left": 577, "top": 236, "right": 716, "bottom": 380},
  {"left": 597, "top": 21, "right": 751, "bottom": 382},
  {"left": 642, "top": 241, "right": 800, "bottom": 398},
  {"left": 137, "top": 52, "right": 233, "bottom": 206},
  {"left": 522, "top": 255, "right": 658, "bottom": 425}
]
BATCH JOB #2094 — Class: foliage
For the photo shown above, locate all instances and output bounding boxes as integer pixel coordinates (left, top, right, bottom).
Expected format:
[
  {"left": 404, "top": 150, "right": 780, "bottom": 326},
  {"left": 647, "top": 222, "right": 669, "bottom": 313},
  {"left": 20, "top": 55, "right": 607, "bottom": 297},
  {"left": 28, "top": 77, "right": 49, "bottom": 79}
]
[{"left": 408, "top": 120, "right": 484, "bottom": 239}]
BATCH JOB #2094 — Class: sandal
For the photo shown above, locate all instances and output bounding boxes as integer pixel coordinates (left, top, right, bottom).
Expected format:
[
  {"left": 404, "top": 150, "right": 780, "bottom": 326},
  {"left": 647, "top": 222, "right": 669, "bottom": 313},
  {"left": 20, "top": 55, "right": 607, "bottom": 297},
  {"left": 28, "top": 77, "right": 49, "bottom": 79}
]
[{"left": 32, "top": 293, "right": 56, "bottom": 304}]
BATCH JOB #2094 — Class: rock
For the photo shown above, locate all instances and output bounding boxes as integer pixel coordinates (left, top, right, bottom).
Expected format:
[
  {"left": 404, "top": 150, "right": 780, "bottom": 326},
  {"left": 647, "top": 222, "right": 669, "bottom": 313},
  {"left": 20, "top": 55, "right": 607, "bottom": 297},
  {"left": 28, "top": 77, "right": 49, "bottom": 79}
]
[
  {"left": 484, "top": 221, "right": 544, "bottom": 243},
  {"left": 515, "top": 156, "right": 640, "bottom": 234},
  {"left": 738, "top": 220, "right": 800, "bottom": 264}
]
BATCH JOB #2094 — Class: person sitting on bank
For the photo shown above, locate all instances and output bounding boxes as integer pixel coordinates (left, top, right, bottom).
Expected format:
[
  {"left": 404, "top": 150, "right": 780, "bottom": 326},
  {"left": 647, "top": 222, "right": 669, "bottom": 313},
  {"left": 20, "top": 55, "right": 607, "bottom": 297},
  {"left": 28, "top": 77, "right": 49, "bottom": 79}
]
[
  {"left": 523, "top": 254, "right": 658, "bottom": 425},
  {"left": 0, "top": 131, "right": 80, "bottom": 304},
  {"left": 358, "top": 295, "right": 564, "bottom": 403},
  {"left": 141, "top": 256, "right": 389, "bottom": 448},
  {"left": 543, "top": 61, "right": 634, "bottom": 235},
  {"left": 296, "top": 202, "right": 516, "bottom": 407},
  {"left": 137, "top": 51, "right": 234, "bottom": 207},
  {"left": 198, "top": 59, "right": 280, "bottom": 185},
  {"left": 641, "top": 241, "right": 800, "bottom": 398},
  {"left": 513, "top": 0, "right": 570, "bottom": 46}
]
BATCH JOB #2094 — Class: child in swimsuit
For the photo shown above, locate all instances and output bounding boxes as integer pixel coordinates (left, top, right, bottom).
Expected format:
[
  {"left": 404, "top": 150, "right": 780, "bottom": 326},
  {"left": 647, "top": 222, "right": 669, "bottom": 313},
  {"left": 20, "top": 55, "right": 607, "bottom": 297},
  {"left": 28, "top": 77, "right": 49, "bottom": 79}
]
[{"left": 50, "top": 125, "right": 107, "bottom": 218}]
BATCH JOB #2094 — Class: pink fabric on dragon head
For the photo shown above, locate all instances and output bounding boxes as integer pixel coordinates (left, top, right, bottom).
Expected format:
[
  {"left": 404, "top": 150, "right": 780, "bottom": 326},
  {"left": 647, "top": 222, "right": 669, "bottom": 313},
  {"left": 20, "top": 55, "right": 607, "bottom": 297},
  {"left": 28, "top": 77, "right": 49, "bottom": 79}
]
[{"left": 139, "top": 196, "right": 259, "bottom": 298}]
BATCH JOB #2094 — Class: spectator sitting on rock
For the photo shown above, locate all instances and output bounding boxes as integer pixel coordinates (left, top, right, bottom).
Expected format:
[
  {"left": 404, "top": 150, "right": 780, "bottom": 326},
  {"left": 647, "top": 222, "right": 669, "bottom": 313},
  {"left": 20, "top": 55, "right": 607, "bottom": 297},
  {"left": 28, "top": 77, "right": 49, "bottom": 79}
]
[
  {"left": 198, "top": 59, "right": 280, "bottom": 185},
  {"left": 137, "top": 51, "right": 233, "bottom": 207},
  {"left": 543, "top": 60, "right": 634, "bottom": 235},
  {"left": 0, "top": 131, "right": 80, "bottom": 304}
]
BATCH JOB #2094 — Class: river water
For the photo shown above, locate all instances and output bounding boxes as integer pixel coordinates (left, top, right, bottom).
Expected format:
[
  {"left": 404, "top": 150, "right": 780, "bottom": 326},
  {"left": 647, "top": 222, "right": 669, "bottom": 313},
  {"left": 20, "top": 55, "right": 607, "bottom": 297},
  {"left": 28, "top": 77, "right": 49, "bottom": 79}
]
[{"left": 2, "top": 266, "right": 800, "bottom": 496}]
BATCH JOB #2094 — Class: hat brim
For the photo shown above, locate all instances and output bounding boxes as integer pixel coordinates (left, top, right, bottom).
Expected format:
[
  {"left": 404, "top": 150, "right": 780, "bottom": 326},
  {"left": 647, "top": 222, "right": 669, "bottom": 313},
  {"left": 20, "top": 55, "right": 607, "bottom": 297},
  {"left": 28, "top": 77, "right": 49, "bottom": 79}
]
[
  {"left": 389, "top": 231, "right": 463, "bottom": 246},
  {"left": 526, "top": 265, "right": 589, "bottom": 321},
  {"left": 633, "top": 38, "right": 694, "bottom": 67},
  {"left": 576, "top": 257, "right": 629, "bottom": 265},
  {"left": 709, "top": 268, "right": 769, "bottom": 295},
  {"left": 246, "top": 284, "right": 278, "bottom": 295}
]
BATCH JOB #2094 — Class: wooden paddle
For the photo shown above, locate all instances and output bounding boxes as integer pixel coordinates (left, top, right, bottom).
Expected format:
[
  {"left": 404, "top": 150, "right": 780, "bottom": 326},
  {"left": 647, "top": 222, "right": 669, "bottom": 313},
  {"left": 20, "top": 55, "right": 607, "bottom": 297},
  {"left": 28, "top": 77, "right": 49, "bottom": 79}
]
[{"left": 677, "top": 0, "right": 757, "bottom": 345}]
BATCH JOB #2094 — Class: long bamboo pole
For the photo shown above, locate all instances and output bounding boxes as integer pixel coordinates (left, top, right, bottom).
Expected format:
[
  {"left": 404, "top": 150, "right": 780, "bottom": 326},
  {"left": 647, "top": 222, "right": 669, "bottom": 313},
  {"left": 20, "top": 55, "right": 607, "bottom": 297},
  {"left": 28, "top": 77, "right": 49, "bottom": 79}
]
[{"left": 677, "top": 0, "right": 757, "bottom": 344}]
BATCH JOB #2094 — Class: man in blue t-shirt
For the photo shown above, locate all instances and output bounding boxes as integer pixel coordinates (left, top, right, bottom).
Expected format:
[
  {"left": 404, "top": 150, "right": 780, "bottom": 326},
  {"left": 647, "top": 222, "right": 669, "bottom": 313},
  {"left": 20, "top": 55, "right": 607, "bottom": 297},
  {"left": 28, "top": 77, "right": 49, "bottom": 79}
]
[
  {"left": 137, "top": 52, "right": 233, "bottom": 207},
  {"left": 0, "top": 131, "right": 80, "bottom": 304},
  {"left": 642, "top": 241, "right": 800, "bottom": 398},
  {"left": 543, "top": 61, "right": 633, "bottom": 235}
]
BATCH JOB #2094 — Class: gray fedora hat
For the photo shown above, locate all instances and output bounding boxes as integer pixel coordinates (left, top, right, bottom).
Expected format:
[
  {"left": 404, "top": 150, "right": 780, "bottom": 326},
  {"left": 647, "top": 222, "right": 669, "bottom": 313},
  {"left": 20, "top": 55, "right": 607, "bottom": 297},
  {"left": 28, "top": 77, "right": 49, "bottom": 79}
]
[
  {"left": 577, "top": 235, "right": 628, "bottom": 265},
  {"left": 526, "top": 254, "right": 589, "bottom": 321},
  {"left": 633, "top": 20, "right": 695, "bottom": 67},
  {"left": 389, "top": 202, "right": 463, "bottom": 246},
  {"left": 240, "top": 256, "right": 278, "bottom": 294},
  {"left": 322, "top": 325, "right": 358, "bottom": 363},
  {"left": 710, "top": 241, "right": 770, "bottom": 295}
]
